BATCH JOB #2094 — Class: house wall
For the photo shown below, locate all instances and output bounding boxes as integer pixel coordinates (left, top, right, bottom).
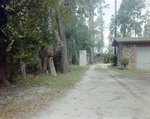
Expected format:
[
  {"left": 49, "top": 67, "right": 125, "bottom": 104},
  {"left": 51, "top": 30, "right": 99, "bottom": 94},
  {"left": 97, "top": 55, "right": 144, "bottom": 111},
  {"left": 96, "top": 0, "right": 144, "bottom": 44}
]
[
  {"left": 123, "top": 44, "right": 134, "bottom": 68},
  {"left": 117, "top": 42, "right": 150, "bottom": 69},
  {"left": 117, "top": 43, "right": 123, "bottom": 68}
]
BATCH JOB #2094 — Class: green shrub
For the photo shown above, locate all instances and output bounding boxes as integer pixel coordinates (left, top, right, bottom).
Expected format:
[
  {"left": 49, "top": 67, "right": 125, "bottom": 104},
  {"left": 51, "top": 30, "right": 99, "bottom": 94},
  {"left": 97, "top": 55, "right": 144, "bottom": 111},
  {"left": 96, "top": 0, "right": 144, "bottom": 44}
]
[
  {"left": 97, "top": 55, "right": 104, "bottom": 62},
  {"left": 97, "top": 53, "right": 111, "bottom": 63},
  {"left": 103, "top": 54, "right": 110, "bottom": 63},
  {"left": 26, "top": 59, "right": 39, "bottom": 74},
  {"left": 97, "top": 53, "right": 117, "bottom": 64},
  {"left": 110, "top": 54, "right": 117, "bottom": 66},
  {"left": 121, "top": 56, "right": 129, "bottom": 69}
]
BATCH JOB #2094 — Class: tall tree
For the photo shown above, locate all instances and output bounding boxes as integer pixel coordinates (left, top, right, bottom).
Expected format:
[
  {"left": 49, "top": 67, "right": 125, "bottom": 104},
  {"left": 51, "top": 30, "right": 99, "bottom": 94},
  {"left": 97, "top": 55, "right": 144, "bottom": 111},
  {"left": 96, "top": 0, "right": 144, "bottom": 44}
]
[
  {"left": 142, "top": 11, "right": 150, "bottom": 37},
  {"left": 94, "top": 0, "right": 108, "bottom": 53},
  {"left": 117, "top": 0, "right": 146, "bottom": 37},
  {"left": 58, "top": 0, "right": 71, "bottom": 73}
]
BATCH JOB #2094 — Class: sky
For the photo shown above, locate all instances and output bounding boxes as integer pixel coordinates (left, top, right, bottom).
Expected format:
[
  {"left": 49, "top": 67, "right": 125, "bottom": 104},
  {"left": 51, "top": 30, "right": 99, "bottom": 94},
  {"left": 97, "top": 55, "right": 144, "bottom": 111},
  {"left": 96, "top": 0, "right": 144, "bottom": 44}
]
[{"left": 103, "top": 0, "right": 122, "bottom": 51}]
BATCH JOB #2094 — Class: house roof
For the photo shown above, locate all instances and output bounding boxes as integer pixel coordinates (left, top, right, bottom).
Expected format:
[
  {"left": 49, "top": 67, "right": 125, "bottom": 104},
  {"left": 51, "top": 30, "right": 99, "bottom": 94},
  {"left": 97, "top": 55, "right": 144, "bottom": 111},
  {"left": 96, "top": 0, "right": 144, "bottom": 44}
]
[
  {"left": 112, "top": 37, "right": 150, "bottom": 46},
  {"left": 115, "top": 37, "right": 150, "bottom": 42}
]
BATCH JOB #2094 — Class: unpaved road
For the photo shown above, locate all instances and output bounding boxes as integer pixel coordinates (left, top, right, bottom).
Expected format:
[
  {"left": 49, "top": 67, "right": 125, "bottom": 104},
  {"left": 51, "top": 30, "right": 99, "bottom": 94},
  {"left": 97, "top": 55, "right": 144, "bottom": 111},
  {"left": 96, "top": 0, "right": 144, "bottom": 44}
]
[{"left": 31, "top": 64, "right": 150, "bottom": 119}]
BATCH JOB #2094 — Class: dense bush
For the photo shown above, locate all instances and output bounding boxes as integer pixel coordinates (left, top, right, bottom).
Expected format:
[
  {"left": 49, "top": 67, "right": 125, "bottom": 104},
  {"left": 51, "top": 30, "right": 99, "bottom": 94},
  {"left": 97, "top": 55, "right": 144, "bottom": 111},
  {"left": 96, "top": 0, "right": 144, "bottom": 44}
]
[
  {"left": 98, "top": 53, "right": 113, "bottom": 63},
  {"left": 110, "top": 54, "right": 117, "bottom": 66},
  {"left": 121, "top": 56, "right": 129, "bottom": 69},
  {"left": 103, "top": 54, "right": 111, "bottom": 63}
]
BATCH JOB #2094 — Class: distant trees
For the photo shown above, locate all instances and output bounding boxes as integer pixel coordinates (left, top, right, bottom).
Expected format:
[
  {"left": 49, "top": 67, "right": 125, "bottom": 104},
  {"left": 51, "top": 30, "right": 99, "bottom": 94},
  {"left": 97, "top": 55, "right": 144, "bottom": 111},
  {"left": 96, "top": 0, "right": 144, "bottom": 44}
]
[
  {"left": 66, "top": 0, "right": 107, "bottom": 64},
  {"left": 94, "top": 0, "right": 108, "bottom": 54},
  {"left": 117, "top": 0, "right": 146, "bottom": 37},
  {"left": 142, "top": 11, "right": 150, "bottom": 37},
  {"left": 108, "top": 15, "right": 115, "bottom": 46},
  {"left": 108, "top": 0, "right": 150, "bottom": 39}
]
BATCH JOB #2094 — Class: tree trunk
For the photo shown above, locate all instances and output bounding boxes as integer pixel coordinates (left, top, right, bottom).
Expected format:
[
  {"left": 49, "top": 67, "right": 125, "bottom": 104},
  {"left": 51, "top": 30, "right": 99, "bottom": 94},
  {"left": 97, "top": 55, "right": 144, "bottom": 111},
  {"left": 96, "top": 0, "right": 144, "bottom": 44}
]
[
  {"left": 47, "top": 45, "right": 57, "bottom": 76},
  {"left": 55, "top": 0, "right": 68, "bottom": 73},
  {"left": 90, "top": 48, "right": 94, "bottom": 64},
  {"left": 59, "top": 55, "right": 63, "bottom": 72},
  {"left": 8, "top": 57, "right": 13, "bottom": 81},
  {"left": 42, "top": 44, "right": 49, "bottom": 72},
  {"left": 73, "top": 38, "right": 79, "bottom": 65},
  {"left": 68, "top": 51, "right": 72, "bottom": 64},
  {"left": 39, "top": 60, "right": 43, "bottom": 72},
  {"left": 21, "top": 61, "right": 26, "bottom": 79},
  {"left": 0, "top": 55, "right": 10, "bottom": 86},
  {"left": 60, "top": 26, "right": 68, "bottom": 73},
  {"left": 67, "top": 40, "right": 72, "bottom": 64},
  {"left": 89, "top": 4, "right": 94, "bottom": 64},
  {"left": 49, "top": 57, "right": 57, "bottom": 76},
  {"left": 90, "top": 12, "right": 94, "bottom": 64},
  {"left": 43, "top": 56, "right": 48, "bottom": 72}
]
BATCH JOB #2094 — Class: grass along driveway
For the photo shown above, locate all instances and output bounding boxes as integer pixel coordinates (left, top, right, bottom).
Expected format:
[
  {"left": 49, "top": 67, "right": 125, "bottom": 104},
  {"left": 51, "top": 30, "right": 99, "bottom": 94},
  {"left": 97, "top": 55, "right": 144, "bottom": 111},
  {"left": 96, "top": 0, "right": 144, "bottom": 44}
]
[
  {"left": 0, "top": 64, "right": 92, "bottom": 119},
  {"left": 108, "top": 65, "right": 150, "bottom": 74}
]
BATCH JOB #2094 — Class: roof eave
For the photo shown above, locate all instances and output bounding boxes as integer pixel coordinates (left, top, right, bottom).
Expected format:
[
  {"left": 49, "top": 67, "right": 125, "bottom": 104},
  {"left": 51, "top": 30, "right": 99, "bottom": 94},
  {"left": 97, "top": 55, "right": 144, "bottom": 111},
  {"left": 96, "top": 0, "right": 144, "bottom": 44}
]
[{"left": 117, "top": 41, "right": 150, "bottom": 43}]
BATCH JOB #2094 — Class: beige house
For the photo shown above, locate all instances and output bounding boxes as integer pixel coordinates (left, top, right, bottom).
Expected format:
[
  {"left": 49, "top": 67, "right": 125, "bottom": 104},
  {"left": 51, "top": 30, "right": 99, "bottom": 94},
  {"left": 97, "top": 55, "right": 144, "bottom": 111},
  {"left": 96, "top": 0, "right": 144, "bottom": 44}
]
[{"left": 112, "top": 37, "right": 150, "bottom": 69}]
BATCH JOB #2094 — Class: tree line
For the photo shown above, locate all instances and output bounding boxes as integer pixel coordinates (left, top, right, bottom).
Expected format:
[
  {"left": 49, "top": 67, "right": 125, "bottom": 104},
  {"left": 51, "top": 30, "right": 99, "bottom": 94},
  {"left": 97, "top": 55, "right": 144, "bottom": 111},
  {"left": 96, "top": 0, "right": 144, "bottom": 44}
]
[
  {"left": 108, "top": 0, "right": 150, "bottom": 47},
  {"left": 0, "top": 0, "right": 106, "bottom": 86}
]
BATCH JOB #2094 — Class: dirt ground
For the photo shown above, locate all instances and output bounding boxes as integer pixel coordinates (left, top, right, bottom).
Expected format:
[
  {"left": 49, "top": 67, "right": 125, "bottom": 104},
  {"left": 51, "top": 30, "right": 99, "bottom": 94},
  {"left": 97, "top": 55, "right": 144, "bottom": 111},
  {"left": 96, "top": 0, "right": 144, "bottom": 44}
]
[{"left": 30, "top": 64, "right": 150, "bottom": 119}]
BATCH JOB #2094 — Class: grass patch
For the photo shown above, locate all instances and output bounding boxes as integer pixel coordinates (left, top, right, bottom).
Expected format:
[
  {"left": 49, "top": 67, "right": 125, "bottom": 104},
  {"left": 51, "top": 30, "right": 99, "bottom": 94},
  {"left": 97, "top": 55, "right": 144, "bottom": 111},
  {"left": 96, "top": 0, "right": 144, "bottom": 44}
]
[
  {"left": 95, "top": 65, "right": 108, "bottom": 73},
  {"left": 108, "top": 65, "right": 150, "bottom": 74},
  {"left": 0, "top": 64, "right": 92, "bottom": 119}
]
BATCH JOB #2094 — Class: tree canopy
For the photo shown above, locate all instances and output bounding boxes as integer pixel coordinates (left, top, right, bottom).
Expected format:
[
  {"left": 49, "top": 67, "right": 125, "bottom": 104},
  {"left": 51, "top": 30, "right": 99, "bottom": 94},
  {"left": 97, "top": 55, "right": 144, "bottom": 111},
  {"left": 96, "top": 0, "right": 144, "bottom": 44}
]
[{"left": 0, "top": 0, "right": 107, "bottom": 85}]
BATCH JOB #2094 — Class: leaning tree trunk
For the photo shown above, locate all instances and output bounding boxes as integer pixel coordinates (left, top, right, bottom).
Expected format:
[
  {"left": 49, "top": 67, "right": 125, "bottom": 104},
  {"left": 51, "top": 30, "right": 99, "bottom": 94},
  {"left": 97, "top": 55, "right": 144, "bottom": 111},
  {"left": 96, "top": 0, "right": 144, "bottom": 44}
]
[
  {"left": 52, "top": 2, "right": 68, "bottom": 74},
  {"left": 49, "top": 57, "right": 57, "bottom": 76},
  {"left": 48, "top": 45, "right": 57, "bottom": 76}
]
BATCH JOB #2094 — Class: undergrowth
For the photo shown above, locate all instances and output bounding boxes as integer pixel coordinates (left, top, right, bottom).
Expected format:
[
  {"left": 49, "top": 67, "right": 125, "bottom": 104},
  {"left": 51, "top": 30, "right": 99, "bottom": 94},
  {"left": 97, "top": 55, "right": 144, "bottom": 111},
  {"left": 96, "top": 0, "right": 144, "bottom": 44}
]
[{"left": 0, "top": 64, "right": 92, "bottom": 119}]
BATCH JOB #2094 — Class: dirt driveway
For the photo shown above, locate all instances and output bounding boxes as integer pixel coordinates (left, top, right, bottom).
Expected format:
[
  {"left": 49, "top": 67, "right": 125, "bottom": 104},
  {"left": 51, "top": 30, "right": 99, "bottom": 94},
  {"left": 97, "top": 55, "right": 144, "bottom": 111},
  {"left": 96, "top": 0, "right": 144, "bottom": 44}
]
[{"left": 31, "top": 64, "right": 150, "bottom": 119}]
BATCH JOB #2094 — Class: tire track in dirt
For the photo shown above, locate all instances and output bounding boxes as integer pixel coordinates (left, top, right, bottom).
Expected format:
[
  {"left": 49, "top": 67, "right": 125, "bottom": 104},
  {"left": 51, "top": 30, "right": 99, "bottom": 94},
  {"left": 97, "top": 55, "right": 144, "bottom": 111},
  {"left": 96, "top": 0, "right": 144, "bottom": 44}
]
[
  {"left": 30, "top": 64, "right": 150, "bottom": 119},
  {"left": 102, "top": 65, "right": 147, "bottom": 106}
]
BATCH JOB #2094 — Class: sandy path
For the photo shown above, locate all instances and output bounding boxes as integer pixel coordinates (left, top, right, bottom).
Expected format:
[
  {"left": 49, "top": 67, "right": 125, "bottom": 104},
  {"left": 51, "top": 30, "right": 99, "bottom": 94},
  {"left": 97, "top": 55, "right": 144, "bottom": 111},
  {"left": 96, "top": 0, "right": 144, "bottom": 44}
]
[{"left": 31, "top": 64, "right": 150, "bottom": 119}]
